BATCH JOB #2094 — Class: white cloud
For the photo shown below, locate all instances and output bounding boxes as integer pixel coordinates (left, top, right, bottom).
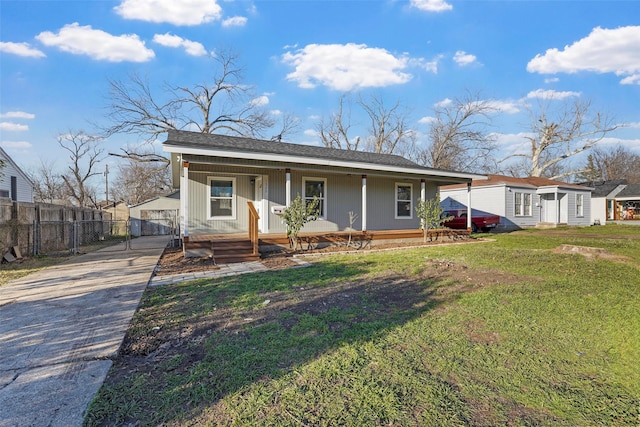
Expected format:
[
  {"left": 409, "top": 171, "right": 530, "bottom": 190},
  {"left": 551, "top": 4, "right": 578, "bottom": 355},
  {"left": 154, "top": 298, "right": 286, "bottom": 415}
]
[
  {"left": 620, "top": 74, "right": 640, "bottom": 85},
  {"left": 0, "top": 111, "right": 35, "bottom": 119},
  {"left": 36, "top": 23, "right": 155, "bottom": 62},
  {"left": 304, "top": 129, "right": 318, "bottom": 137},
  {"left": 625, "top": 122, "right": 640, "bottom": 129},
  {"left": 0, "top": 122, "right": 29, "bottom": 132},
  {"left": 493, "top": 132, "right": 536, "bottom": 155},
  {"left": 222, "top": 16, "right": 248, "bottom": 28},
  {"left": 544, "top": 77, "right": 560, "bottom": 84},
  {"left": 527, "top": 26, "right": 640, "bottom": 85},
  {"left": 453, "top": 50, "right": 477, "bottom": 66},
  {"left": 283, "top": 43, "right": 413, "bottom": 91},
  {"left": 153, "top": 33, "right": 207, "bottom": 56},
  {"left": 270, "top": 109, "right": 282, "bottom": 116},
  {"left": 410, "top": 0, "right": 453, "bottom": 12},
  {"left": 115, "top": 0, "right": 222, "bottom": 26},
  {"left": 250, "top": 95, "right": 269, "bottom": 107},
  {"left": 411, "top": 55, "right": 443, "bottom": 74},
  {"left": 526, "top": 89, "right": 581, "bottom": 100},
  {"left": 486, "top": 100, "right": 522, "bottom": 114},
  {"left": 434, "top": 98, "right": 452, "bottom": 108},
  {"left": 418, "top": 116, "right": 436, "bottom": 124},
  {"left": 597, "top": 137, "right": 640, "bottom": 150},
  {"left": 0, "top": 141, "right": 32, "bottom": 149},
  {"left": 0, "top": 42, "right": 46, "bottom": 58}
]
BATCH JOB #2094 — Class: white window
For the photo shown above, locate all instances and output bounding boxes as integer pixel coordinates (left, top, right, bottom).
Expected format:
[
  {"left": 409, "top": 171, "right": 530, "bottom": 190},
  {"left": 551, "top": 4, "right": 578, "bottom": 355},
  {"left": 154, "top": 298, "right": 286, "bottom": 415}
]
[
  {"left": 208, "top": 177, "right": 236, "bottom": 219},
  {"left": 303, "top": 177, "right": 326, "bottom": 218},
  {"left": 395, "top": 183, "right": 413, "bottom": 219},
  {"left": 576, "top": 194, "right": 584, "bottom": 217},
  {"left": 515, "top": 192, "right": 532, "bottom": 216}
]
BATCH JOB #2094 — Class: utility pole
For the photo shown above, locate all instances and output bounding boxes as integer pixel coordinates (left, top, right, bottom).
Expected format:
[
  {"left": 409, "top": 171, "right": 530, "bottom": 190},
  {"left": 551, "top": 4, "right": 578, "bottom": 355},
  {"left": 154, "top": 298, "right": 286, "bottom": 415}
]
[{"left": 104, "top": 164, "right": 109, "bottom": 205}]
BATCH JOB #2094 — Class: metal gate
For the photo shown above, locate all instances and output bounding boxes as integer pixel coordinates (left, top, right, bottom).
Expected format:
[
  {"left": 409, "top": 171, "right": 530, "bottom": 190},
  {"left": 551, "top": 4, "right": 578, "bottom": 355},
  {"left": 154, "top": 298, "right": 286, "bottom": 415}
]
[{"left": 140, "top": 209, "right": 177, "bottom": 236}]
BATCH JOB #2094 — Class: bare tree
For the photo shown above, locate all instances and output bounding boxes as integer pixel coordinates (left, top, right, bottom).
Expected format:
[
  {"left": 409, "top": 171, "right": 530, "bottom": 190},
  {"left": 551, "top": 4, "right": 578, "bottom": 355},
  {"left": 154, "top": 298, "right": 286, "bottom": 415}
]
[
  {"left": 415, "top": 93, "right": 497, "bottom": 172},
  {"left": 270, "top": 112, "right": 302, "bottom": 142},
  {"left": 502, "top": 99, "right": 617, "bottom": 180},
  {"left": 111, "top": 153, "right": 172, "bottom": 205},
  {"left": 103, "top": 51, "right": 276, "bottom": 162},
  {"left": 28, "top": 160, "right": 66, "bottom": 204},
  {"left": 58, "top": 130, "right": 104, "bottom": 207},
  {"left": 316, "top": 94, "right": 362, "bottom": 151},
  {"left": 316, "top": 94, "right": 415, "bottom": 155},
  {"left": 577, "top": 145, "right": 640, "bottom": 183},
  {"left": 360, "top": 95, "right": 416, "bottom": 155}
]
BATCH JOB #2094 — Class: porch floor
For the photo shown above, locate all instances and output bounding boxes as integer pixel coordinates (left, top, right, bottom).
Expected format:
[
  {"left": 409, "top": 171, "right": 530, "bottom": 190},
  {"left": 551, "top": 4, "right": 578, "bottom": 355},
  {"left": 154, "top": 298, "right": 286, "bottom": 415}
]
[{"left": 188, "top": 228, "right": 470, "bottom": 251}]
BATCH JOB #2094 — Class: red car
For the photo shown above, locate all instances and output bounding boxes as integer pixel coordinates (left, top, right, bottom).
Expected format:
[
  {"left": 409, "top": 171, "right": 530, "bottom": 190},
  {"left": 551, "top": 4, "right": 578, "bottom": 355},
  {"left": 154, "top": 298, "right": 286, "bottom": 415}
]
[{"left": 442, "top": 210, "right": 500, "bottom": 233}]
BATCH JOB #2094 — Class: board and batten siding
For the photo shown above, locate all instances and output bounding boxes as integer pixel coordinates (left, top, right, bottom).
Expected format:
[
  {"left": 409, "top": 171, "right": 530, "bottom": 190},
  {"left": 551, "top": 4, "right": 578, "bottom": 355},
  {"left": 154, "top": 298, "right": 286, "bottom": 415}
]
[
  {"left": 366, "top": 177, "right": 435, "bottom": 230},
  {"left": 184, "top": 161, "right": 439, "bottom": 235},
  {"left": 187, "top": 165, "right": 257, "bottom": 235},
  {"left": 288, "top": 170, "right": 361, "bottom": 233}
]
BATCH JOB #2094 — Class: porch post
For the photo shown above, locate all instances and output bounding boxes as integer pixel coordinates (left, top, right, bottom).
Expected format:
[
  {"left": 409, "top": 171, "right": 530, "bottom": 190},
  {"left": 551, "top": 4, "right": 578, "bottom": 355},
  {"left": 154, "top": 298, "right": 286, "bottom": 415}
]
[
  {"left": 555, "top": 191, "right": 560, "bottom": 224},
  {"left": 420, "top": 179, "right": 426, "bottom": 201},
  {"left": 181, "top": 160, "right": 189, "bottom": 242},
  {"left": 361, "top": 175, "right": 367, "bottom": 231},
  {"left": 466, "top": 182, "right": 472, "bottom": 230},
  {"left": 285, "top": 168, "right": 291, "bottom": 207}
]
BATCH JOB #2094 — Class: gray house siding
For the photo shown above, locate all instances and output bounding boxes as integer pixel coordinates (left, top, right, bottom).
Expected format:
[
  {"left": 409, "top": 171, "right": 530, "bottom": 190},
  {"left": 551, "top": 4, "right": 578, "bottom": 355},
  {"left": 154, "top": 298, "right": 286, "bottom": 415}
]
[
  {"left": 184, "top": 163, "right": 439, "bottom": 235},
  {"left": 0, "top": 148, "right": 33, "bottom": 203},
  {"left": 187, "top": 166, "right": 256, "bottom": 235},
  {"left": 508, "top": 188, "right": 539, "bottom": 228},
  {"left": 566, "top": 191, "right": 592, "bottom": 226},
  {"left": 166, "top": 132, "right": 485, "bottom": 239},
  {"left": 440, "top": 185, "right": 541, "bottom": 230}
]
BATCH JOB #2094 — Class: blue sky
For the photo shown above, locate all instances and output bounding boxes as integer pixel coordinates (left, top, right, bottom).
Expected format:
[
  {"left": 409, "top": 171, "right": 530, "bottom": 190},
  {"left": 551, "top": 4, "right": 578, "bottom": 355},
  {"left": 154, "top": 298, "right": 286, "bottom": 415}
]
[{"left": 1, "top": 0, "right": 639, "bottom": 189}]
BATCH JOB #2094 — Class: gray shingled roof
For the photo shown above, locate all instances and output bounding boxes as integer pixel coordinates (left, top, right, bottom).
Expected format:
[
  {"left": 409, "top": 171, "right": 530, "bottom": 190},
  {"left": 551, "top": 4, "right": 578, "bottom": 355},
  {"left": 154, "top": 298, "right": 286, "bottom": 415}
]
[
  {"left": 617, "top": 184, "right": 640, "bottom": 198},
  {"left": 164, "top": 130, "right": 435, "bottom": 170},
  {"left": 579, "top": 180, "right": 627, "bottom": 198}
]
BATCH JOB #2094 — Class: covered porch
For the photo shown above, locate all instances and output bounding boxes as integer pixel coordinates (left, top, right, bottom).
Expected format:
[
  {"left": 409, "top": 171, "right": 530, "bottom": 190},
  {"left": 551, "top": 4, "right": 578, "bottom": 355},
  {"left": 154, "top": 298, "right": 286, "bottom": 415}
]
[
  {"left": 185, "top": 210, "right": 471, "bottom": 263},
  {"left": 163, "top": 131, "right": 484, "bottom": 262}
]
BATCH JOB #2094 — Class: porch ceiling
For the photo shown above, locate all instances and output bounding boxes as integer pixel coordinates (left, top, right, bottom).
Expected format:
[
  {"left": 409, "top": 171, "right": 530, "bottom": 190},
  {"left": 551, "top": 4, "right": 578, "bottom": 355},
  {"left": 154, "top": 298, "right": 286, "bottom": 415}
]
[{"left": 171, "top": 152, "right": 479, "bottom": 186}]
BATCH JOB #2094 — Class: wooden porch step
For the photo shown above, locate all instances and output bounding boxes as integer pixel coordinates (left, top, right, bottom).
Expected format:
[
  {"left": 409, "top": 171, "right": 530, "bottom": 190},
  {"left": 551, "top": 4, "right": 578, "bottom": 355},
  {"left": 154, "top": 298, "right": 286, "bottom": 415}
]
[{"left": 185, "top": 237, "right": 259, "bottom": 264}]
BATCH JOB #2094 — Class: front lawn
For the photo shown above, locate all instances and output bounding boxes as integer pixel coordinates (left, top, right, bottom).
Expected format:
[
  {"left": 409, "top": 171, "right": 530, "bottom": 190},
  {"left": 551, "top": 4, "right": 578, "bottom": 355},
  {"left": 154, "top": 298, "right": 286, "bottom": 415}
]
[{"left": 85, "top": 225, "right": 640, "bottom": 426}]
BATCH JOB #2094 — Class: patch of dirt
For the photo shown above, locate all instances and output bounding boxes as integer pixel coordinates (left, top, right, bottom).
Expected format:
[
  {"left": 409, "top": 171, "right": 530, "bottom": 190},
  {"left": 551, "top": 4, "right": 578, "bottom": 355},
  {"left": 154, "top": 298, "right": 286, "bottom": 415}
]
[
  {"left": 552, "top": 244, "right": 631, "bottom": 263},
  {"left": 154, "top": 237, "right": 483, "bottom": 276},
  {"left": 103, "top": 240, "right": 537, "bottom": 425}
]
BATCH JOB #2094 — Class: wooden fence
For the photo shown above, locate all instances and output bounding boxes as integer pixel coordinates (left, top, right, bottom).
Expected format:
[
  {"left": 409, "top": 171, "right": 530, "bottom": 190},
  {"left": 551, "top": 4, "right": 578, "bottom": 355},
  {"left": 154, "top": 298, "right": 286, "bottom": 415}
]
[{"left": 0, "top": 199, "right": 117, "bottom": 256}]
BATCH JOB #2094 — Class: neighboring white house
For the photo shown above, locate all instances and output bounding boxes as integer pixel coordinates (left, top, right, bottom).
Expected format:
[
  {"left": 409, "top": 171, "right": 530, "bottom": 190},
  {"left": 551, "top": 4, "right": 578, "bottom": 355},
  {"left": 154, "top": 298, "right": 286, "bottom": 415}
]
[
  {"left": 579, "top": 180, "right": 627, "bottom": 224},
  {"left": 129, "top": 191, "right": 180, "bottom": 237},
  {"left": 440, "top": 174, "right": 593, "bottom": 230},
  {"left": 0, "top": 147, "right": 34, "bottom": 203}
]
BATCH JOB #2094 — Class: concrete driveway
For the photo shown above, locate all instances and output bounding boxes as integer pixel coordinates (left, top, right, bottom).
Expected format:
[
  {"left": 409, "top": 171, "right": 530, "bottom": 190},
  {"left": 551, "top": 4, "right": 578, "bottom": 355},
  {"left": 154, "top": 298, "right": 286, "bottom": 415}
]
[{"left": 0, "top": 236, "right": 169, "bottom": 427}]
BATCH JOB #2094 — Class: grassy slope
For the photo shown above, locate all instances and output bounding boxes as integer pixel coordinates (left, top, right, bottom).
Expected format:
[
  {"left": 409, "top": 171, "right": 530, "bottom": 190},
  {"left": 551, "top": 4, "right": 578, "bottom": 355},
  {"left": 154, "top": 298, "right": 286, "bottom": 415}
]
[{"left": 85, "top": 225, "right": 640, "bottom": 426}]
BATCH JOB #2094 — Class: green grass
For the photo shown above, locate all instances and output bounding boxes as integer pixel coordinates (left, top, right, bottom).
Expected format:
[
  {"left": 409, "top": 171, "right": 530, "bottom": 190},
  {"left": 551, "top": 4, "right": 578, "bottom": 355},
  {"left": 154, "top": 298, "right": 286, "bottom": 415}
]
[
  {"left": 0, "top": 254, "right": 73, "bottom": 286},
  {"left": 85, "top": 225, "right": 640, "bottom": 426}
]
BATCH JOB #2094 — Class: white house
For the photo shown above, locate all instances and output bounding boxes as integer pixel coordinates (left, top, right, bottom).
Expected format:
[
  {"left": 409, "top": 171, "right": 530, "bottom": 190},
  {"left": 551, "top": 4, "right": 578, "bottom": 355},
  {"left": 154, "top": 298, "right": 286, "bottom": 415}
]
[
  {"left": 129, "top": 191, "right": 180, "bottom": 237},
  {"left": 162, "top": 130, "right": 484, "bottom": 259},
  {"left": 440, "top": 174, "right": 593, "bottom": 230},
  {"left": 0, "top": 147, "right": 34, "bottom": 203},
  {"left": 579, "top": 180, "right": 627, "bottom": 224}
]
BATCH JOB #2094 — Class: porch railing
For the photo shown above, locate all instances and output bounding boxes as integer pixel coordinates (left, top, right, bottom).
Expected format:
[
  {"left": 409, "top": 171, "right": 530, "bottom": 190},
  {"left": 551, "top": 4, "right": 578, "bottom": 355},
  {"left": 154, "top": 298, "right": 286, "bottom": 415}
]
[{"left": 247, "top": 201, "right": 259, "bottom": 256}]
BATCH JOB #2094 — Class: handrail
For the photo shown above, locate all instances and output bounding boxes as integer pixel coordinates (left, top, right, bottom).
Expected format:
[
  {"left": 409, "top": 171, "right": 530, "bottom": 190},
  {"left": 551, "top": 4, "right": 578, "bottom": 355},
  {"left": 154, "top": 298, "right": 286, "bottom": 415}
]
[{"left": 247, "top": 201, "right": 259, "bottom": 255}]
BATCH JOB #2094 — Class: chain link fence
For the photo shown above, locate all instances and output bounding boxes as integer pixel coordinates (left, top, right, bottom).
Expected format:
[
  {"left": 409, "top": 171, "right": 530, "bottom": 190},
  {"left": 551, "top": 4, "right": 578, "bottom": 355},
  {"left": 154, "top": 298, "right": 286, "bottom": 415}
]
[
  {"left": 1, "top": 200, "right": 180, "bottom": 258},
  {"left": 1, "top": 219, "right": 132, "bottom": 256}
]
